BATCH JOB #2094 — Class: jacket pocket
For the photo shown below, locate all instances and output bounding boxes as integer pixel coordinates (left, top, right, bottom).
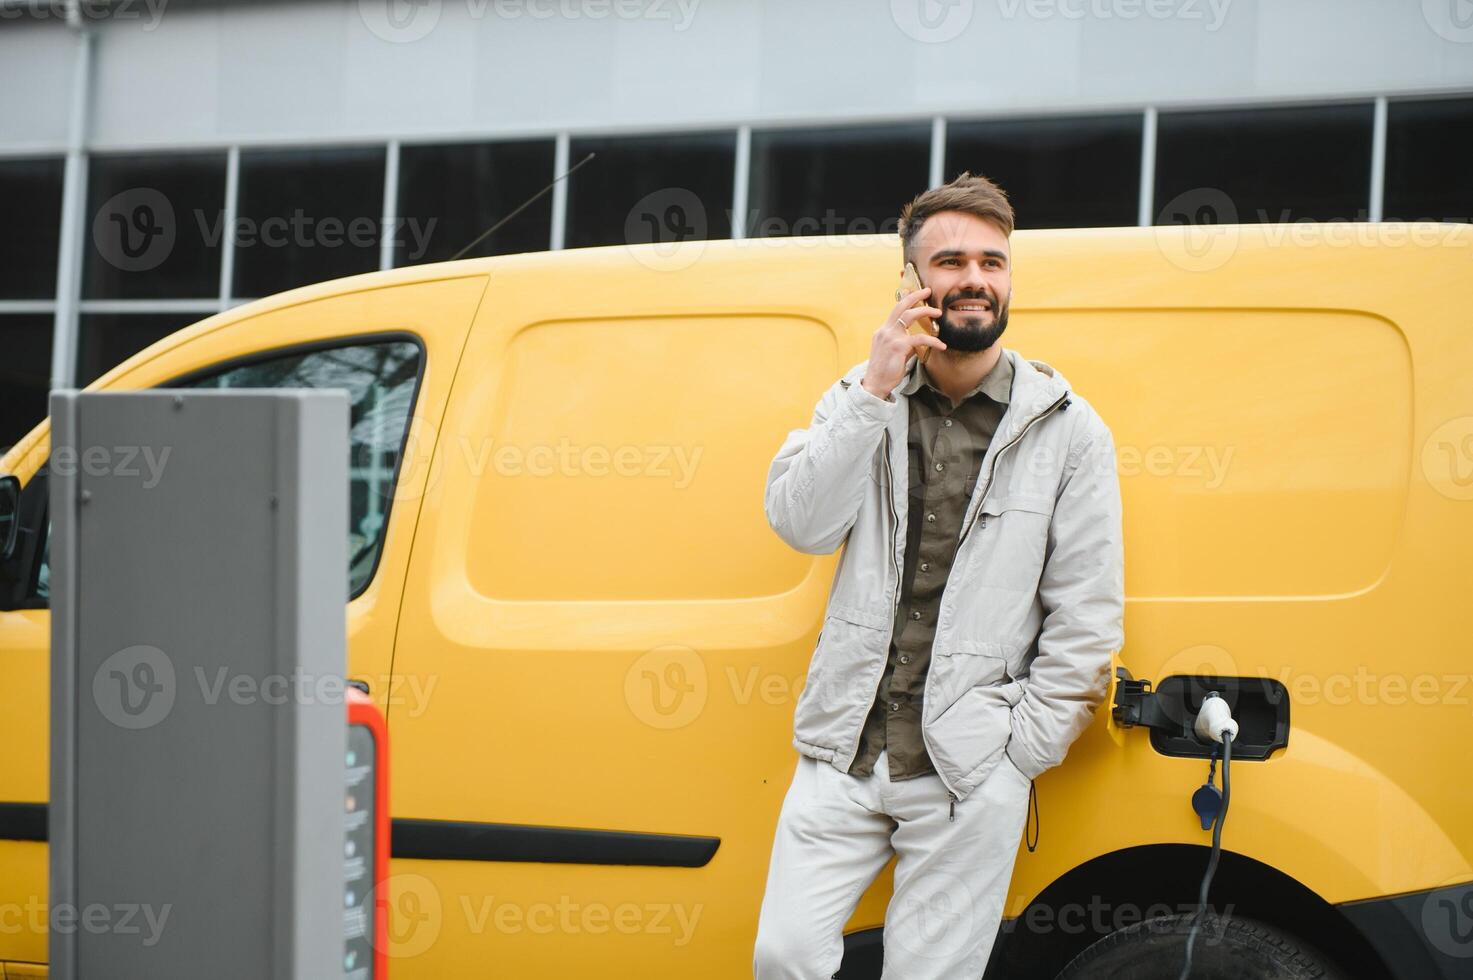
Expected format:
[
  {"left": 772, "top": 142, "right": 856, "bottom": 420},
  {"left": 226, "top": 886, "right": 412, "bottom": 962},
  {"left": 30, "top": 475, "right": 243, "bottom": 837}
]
[
  {"left": 793, "top": 612, "right": 888, "bottom": 750},
  {"left": 969, "top": 494, "right": 1054, "bottom": 593}
]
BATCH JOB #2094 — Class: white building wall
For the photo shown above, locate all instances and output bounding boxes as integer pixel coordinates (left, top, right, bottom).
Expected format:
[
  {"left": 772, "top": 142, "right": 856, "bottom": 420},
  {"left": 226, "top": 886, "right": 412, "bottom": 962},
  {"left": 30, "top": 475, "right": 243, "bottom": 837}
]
[{"left": 2, "top": 0, "right": 1472, "bottom": 154}]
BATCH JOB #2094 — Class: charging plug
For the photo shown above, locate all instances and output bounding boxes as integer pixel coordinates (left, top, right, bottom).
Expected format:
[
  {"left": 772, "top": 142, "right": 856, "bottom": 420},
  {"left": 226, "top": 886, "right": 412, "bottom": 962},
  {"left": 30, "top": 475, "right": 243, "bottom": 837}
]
[{"left": 1193, "top": 691, "right": 1239, "bottom": 744}]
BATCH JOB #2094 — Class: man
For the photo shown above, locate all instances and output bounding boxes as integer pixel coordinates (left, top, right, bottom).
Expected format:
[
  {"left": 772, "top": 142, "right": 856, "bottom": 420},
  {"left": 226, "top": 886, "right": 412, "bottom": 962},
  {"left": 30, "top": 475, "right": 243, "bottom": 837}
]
[{"left": 753, "top": 173, "right": 1124, "bottom": 979}]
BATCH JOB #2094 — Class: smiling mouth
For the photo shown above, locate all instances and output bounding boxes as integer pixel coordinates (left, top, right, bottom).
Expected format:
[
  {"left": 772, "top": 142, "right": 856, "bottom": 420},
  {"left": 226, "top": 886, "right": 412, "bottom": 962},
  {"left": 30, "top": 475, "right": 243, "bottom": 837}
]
[{"left": 950, "top": 300, "right": 992, "bottom": 313}]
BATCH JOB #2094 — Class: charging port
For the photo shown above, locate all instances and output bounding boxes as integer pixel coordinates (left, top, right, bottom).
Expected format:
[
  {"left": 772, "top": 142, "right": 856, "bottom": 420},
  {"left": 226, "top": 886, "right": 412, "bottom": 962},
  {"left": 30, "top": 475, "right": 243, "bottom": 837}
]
[{"left": 1113, "top": 668, "right": 1290, "bottom": 760}]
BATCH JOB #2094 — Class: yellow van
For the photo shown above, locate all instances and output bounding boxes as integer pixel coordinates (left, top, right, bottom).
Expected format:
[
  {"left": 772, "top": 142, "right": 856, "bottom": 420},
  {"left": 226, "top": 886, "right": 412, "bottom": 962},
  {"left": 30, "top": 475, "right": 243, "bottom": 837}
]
[{"left": 1, "top": 223, "right": 1470, "bottom": 978}]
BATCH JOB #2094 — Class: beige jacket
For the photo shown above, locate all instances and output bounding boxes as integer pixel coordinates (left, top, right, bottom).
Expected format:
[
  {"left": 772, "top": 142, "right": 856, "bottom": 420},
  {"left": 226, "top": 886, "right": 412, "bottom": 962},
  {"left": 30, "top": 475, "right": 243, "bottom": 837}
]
[{"left": 764, "top": 347, "right": 1124, "bottom": 803}]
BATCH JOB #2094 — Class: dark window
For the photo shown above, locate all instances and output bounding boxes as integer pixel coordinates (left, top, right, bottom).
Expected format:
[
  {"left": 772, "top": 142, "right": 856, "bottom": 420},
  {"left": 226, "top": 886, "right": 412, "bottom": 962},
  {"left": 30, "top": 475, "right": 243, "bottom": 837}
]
[
  {"left": 566, "top": 131, "right": 736, "bottom": 248},
  {"left": 233, "top": 146, "right": 386, "bottom": 297},
  {"left": 946, "top": 114, "right": 1142, "bottom": 229},
  {"left": 1154, "top": 103, "right": 1374, "bottom": 225},
  {"left": 27, "top": 339, "right": 424, "bottom": 604},
  {"left": 0, "top": 315, "right": 53, "bottom": 450},
  {"left": 83, "top": 152, "right": 228, "bottom": 299},
  {"left": 1385, "top": 97, "right": 1473, "bottom": 222},
  {"left": 0, "top": 157, "right": 65, "bottom": 299},
  {"left": 748, "top": 124, "right": 930, "bottom": 238},
  {"left": 397, "top": 139, "right": 555, "bottom": 264},
  {"left": 173, "top": 340, "right": 423, "bottom": 596},
  {"left": 77, "top": 312, "right": 201, "bottom": 386}
]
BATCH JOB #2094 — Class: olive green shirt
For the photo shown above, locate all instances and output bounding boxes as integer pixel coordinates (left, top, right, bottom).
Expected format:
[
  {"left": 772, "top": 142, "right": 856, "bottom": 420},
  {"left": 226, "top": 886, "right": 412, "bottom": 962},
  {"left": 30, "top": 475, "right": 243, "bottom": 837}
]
[{"left": 847, "top": 351, "right": 1014, "bottom": 780}]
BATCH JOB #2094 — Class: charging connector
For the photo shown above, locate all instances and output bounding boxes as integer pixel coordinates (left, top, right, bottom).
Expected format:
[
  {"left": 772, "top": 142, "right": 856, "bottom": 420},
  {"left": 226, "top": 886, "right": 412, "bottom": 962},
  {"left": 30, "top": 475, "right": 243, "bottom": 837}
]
[
  {"left": 1194, "top": 692, "right": 1239, "bottom": 744},
  {"left": 1179, "top": 691, "right": 1237, "bottom": 980}
]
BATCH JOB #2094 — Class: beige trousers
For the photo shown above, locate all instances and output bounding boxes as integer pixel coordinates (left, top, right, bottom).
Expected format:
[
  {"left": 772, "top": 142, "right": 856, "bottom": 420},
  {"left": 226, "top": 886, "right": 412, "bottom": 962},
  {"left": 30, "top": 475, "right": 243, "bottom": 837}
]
[{"left": 753, "top": 748, "right": 1032, "bottom": 979}]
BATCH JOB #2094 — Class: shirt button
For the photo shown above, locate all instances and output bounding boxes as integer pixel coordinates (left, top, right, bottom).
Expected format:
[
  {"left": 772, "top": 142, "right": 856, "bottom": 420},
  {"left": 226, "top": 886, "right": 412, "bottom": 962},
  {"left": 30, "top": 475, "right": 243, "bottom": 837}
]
[
  {"left": 889, "top": 701, "right": 900, "bottom": 712},
  {"left": 899, "top": 654, "right": 911, "bottom": 664},
  {"left": 926, "top": 512, "right": 936, "bottom": 523},
  {"left": 910, "top": 610, "right": 922, "bottom": 620},
  {"left": 934, "top": 462, "right": 944, "bottom": 472},
  {"left": 920, "top": 562, "right": 930, "bottom": 572},
  {"left": 942, "top": 418, "right": 953, "bottom": 427}
]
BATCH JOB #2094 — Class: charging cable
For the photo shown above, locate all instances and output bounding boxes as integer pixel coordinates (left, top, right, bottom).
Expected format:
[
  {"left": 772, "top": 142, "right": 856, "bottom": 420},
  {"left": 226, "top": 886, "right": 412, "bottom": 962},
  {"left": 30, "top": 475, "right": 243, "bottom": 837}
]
[{"left": 1179, "top": 692, "right": 1239, "bottom": 980}]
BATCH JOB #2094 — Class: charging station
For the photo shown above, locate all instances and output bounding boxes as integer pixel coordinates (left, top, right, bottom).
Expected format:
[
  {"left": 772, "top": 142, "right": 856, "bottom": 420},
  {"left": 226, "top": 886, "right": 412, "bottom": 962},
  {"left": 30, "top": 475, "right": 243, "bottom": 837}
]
[{"left": 47, "top": 389, "right": 366, "bottom": 980}]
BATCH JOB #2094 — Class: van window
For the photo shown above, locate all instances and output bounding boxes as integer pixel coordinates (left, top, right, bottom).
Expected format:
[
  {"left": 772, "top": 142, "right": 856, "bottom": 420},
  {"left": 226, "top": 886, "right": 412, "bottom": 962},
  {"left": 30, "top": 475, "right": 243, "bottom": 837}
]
[
  {"left": 173, "top": 339, "right": 423, "bottom": 596},
  {"left": 28, "top": 338, "right": 423, "bottom": 603}
]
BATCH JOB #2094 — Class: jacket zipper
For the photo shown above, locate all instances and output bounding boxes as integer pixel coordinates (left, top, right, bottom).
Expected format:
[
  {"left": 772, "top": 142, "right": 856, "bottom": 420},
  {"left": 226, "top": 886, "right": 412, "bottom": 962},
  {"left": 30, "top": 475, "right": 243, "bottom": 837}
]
[
  {"left": 847, "top": 426, "right": 905, "bottom": 778},
  {"left": 923, "top": 390, "right": 1070, "bottom": 817},
  {"left": 956, "top": 393, "right": 1071, "bottom": 549}
]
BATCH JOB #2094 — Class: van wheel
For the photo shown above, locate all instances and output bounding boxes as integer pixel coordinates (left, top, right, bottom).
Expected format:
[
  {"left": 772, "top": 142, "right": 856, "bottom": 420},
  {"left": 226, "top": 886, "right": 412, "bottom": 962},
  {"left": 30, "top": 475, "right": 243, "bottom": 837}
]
[{"left": 1054, "top": 912, "right": 1346, "bottom": 980}]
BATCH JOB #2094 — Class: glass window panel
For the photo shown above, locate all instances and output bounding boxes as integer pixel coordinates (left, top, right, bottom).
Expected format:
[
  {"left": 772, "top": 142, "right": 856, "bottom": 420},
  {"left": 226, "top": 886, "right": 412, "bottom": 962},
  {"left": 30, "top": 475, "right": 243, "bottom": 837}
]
[
  {"left": 0, "top": 157, "right": 65, "bottom": 299},
  {"left": 566, "top": 131, "right": 736, "bottom": 248},
  {"left": 173, "top": 340, "right": 423, "bottom": 596},
  {"left": 946, "top": 114, "right": 1142, "bottom": 228},
  {"left": 233, "top": 146, "right": 386, "bottom": 298},
  {"left": 396, "top": 139, "right": 555, "bottom": 264},
  {"left": 77, "top": 312, "right": 201, "bottom": 386},
  {"left": 0, "top": 314, "right": 54, "bottom": 450},
  {"left": 1154, "top": 103, "right": 1374, "bottom": 224},
  {"left": 1385, "top": 97, "right": 1473, "bottom": 222},
  {"left": 83, "top": 151, "right": 227, "bottom": 300},
  {"left": 748, "top": 124, "right": 930, "bottom": 238}
]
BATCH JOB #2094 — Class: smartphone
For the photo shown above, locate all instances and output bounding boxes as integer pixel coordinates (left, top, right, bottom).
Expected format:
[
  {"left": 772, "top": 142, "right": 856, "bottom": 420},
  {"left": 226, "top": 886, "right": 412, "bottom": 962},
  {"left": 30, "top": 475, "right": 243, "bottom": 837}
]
[{"left": 896, "top": 261, "right": 938, "bottom": 364}]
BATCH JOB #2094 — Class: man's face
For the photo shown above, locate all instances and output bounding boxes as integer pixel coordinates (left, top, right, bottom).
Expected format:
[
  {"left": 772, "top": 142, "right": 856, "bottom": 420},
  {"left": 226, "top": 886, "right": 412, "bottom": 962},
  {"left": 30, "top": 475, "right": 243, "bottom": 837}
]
[{"left": 908, "top": 210, "right": 1012, "bottom": 353}]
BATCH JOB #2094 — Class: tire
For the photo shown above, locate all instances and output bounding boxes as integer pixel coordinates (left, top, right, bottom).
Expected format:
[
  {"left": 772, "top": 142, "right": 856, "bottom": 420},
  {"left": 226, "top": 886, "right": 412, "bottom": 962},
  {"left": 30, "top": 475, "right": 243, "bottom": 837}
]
[{"left": 1054, "top": 912, "right": 1347, "bottom": 980}]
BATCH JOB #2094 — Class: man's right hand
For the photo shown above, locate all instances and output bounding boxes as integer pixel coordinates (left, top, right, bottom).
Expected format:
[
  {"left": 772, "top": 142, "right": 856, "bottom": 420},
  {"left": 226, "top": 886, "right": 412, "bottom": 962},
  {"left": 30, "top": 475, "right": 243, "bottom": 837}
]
[{"left": 860, "top": 287, "right": 946, "bottom": 401}]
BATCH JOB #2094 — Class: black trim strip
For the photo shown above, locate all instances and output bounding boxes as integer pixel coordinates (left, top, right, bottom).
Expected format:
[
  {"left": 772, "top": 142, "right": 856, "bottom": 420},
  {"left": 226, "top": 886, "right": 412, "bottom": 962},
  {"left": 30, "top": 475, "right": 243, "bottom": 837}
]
[
  {"left": 391, "top": 818, "right": 720, "bottom": 867},
  {"left": 0, "top": 803, "right": 46, "bottom": 842},
  {"left": 0, "top": 805, "right": 721, "bottom": 868}
]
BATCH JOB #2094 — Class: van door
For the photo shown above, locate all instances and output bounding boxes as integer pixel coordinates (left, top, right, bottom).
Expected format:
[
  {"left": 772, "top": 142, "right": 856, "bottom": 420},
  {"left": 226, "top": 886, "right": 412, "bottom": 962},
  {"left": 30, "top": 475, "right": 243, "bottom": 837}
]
[
  {"left": 0, "top": 274, "right": 486, "bottom": 968},
  {"left": 386, "top": 252, "right": 875, "bottom": 977}
]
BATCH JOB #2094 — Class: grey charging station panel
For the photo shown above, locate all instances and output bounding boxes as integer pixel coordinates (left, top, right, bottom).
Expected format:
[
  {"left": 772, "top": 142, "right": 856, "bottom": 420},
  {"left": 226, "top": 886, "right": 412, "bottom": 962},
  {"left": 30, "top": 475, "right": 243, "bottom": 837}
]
[{"left": 49, "top": 390, "right": 349, "bottom": 980}]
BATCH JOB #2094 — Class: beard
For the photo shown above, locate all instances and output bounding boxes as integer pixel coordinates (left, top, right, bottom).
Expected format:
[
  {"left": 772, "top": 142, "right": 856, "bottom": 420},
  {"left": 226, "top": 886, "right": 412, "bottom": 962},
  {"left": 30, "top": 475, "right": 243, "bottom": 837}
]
[{"left": 935, "top": 289, "right": 1009, "bottom": 353}]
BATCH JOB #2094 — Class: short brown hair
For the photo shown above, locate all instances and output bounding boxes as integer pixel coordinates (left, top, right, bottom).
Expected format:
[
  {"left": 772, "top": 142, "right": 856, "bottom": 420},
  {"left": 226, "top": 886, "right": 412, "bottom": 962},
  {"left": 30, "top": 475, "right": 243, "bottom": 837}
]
[{"left": 898, "top": 172, "right": 1015, "bottom": 261}]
